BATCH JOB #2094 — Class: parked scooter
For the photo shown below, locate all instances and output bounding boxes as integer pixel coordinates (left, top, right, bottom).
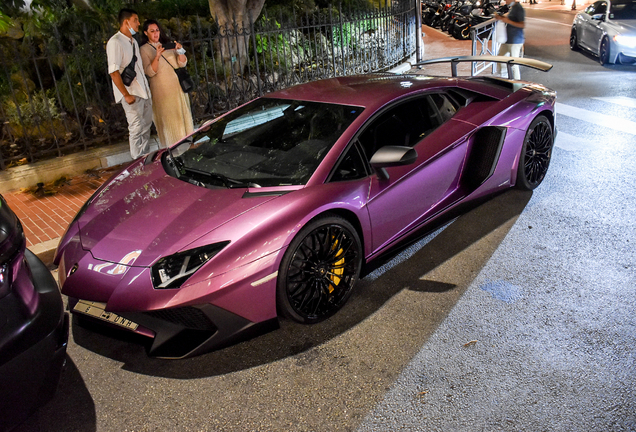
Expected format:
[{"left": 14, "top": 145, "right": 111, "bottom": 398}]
[
  {"left": 423, "top": 0, "right": 453, "bottom": 28},
  {"left": 451, "top": 1, "right": 507, "bottom": 40},
  {"left": 422, "top": 0, "right": 443, "bottom": 27},
  {"left": 440, "top": 0, "right": 468, "bottom": 33}
]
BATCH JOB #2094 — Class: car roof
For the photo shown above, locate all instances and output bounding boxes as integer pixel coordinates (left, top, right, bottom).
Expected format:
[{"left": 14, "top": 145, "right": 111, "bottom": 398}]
[{"left": 265, "top": 74, "right": 461, "bottom": 110}]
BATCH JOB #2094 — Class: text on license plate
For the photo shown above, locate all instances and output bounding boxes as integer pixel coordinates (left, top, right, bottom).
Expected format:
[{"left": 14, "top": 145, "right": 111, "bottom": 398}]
[{"left": 73, "top": 300, "right": 139, "bottom": 331}]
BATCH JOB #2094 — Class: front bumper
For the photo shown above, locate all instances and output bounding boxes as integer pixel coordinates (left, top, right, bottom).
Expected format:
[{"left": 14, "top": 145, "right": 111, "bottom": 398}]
[{"left": 68, "top": 297, "right": 278, "bottom": 359}]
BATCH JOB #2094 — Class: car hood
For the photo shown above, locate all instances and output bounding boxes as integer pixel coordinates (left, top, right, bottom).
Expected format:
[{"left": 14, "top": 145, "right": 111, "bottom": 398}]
[
  {"left": 78, "top": 161, "right": 280, "bottom": 267},
  {"left": 609, "top": 20, "right": 636, "bottom": 33}
]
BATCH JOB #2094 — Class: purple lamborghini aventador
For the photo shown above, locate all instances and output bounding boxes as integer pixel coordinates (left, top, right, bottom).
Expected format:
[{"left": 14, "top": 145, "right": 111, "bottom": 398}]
[{"left": 55, "top": 56, "right": 556, "bottom": 359}]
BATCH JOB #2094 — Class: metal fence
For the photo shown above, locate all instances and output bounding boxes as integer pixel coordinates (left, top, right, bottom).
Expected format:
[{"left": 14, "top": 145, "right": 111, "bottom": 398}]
[
  {"left": 0, "top": 2, "right": 417, "bottom": 170},
  {"left": 470, "top": 19, "right": 499, "bottom": 76}
]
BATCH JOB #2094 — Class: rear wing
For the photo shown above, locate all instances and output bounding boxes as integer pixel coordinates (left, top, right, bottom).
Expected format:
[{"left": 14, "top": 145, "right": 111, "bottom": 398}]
[{"left": 414, "top": 56, "right": 553, "bottom": 78}]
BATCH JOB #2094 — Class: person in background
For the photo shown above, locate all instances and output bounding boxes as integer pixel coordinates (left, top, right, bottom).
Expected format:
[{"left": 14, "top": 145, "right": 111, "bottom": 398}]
[
  {"left": 106, "top": 9, "right": 153, "bottom": 159},
  {"left": 494, "top": 0, "right": 525, "bottom": 80},
  {"left": 140, "top": 20, "right": 194, "bottom": 148}
]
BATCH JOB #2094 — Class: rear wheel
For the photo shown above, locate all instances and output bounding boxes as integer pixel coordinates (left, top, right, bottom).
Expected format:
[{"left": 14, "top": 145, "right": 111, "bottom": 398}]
[
  {"left": 277, "top": 215, "right": 362, "bottom": 324},
  {"left": 516, "top": 115, "right": 554, "bottom": 191},
  {"left": 599, "top": 37, "right": 611, "bottom": 65},
  {"left": 569, "top": 28, "right": 579, "bottom": 50}
]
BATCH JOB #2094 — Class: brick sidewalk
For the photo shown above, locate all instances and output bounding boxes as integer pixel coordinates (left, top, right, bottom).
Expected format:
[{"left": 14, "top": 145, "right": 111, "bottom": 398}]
[{"left": 3, "top": 170, "right": 111, "bottom": 248}]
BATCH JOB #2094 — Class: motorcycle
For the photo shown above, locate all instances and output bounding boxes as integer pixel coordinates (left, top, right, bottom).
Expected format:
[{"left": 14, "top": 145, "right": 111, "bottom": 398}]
[{"left": 451, "top": 1, "right": 508, "bottom": 40}]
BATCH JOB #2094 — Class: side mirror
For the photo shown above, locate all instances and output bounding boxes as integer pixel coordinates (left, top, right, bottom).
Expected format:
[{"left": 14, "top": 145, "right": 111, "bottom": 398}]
[
  {"left": 370, "top": 146, "right": 418, "bottom": 181},
  {"left": 591, "top": 13, "right": 605, "bottom": 21}
]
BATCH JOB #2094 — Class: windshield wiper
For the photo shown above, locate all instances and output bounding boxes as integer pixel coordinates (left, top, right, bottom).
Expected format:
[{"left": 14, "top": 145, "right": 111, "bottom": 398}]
[
  {"left": 164, "top": 149, "right": 183, "bottom": 179},
  {"left": 183, "top": 167, "right": 260, "bottom": 188}
]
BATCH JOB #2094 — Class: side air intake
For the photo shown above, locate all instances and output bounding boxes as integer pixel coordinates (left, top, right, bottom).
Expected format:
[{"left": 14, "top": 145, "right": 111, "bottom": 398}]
[{"left": 462, "top": 127, "right": 506, "bottom": 190}]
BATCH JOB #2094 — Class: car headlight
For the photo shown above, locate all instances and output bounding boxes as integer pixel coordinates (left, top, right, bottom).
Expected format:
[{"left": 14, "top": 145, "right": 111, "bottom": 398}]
[
  {"left": 151, "top": 242, "right": 229, "bottom": 289},
  {"left": 614, "top": 34, "right": 636, "bottom": 49}
]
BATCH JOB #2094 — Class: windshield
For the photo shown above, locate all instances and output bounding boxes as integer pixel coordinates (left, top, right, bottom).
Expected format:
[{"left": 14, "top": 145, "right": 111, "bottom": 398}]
[
  {"left": 611, "top": 0, "right": 636, "bottom": 19},
  {"left": 169, "top": 98, "right": 363, "bottom": 188}
]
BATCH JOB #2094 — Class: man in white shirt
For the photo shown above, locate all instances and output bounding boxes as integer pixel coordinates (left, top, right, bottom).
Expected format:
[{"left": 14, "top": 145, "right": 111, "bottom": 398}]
[{"left": 106, "top": 9, "right": 153, "bottom": 159}]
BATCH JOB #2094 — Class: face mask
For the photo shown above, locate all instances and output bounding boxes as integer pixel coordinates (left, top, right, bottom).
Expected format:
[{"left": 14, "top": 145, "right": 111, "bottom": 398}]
[
  {"left": 127, "top": 20, "right": 137, "bottom": 36},
  {"left": 176, "top": 48, "right": 186, "bottom": 55}
]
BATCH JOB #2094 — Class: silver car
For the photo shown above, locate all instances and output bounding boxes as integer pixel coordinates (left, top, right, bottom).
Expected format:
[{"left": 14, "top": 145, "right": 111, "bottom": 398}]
[{"left": 570, "top": 0, "right": 636, "bottom": 64}]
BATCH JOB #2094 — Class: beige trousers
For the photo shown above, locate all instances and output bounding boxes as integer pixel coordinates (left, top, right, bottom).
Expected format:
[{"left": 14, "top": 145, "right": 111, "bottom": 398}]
[
  {"left": 121, "top": 96, "right": 153, "bottom": 159},
  {"left": 497, "top": 43, "right": 524, "bottom": 80}
]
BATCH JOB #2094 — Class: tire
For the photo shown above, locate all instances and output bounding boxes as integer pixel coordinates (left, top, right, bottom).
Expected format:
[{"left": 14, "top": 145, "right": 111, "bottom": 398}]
[
  {"left": 570, "top": 28, "right": 579, "bottom": 51},
  {"left": 516, "top": 115, "right": 554, "bottom": 191},
  {"left": 599, "top": 37, "right": 610, "bottom": 65},
  {"left": 451, "top": 24, "right": 463, "bottom": 39},
  {"left": 277, "top": 215, "right": 362, "bottom": 324}
]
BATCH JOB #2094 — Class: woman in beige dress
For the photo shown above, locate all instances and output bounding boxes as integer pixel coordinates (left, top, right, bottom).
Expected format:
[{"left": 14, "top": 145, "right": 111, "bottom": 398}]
[{"left": 140, "top": 20, "right": 194, "bottom": 148}]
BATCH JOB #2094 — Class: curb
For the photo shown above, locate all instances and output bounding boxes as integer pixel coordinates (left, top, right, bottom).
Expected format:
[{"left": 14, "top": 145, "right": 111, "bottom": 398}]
[
  {"left": 31, "top": 237, "right": 61, "bottom": 269},
  {"left": 0, "top": 138, "right": 162, "bottom": 195}
]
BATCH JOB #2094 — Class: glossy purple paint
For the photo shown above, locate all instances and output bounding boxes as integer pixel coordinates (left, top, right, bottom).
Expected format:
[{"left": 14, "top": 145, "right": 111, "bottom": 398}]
[{"left": 54, "top": 72, "right": 556, "bottom": 358}]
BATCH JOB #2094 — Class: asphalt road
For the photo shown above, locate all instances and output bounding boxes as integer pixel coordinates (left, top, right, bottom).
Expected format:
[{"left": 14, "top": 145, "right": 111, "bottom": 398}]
[{"left": 16, "top": 8, "right": 636, "bottom": 432}]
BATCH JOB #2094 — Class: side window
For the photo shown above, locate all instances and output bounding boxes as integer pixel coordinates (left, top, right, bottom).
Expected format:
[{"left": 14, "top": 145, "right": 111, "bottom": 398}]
[
  {"left": 429, "top": 93, "right": 458, "bottom": 124},
  {"left": 330, "top": 144, "right": 368, "bottom": 182},
  {"left": 585, "top": 1, "right": 604, "bottom": 15},
  {"left": 358, "top": 96, "right": 440, "bottom": 161},
  {"left": 596, "top": 2, "right": 607, "bottom": 14}
]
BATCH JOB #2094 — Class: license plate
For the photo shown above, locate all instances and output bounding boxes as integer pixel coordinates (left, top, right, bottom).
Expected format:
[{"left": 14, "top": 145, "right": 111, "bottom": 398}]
[{"left": 73, "top": 300, "right": 139, "bottom": 331}]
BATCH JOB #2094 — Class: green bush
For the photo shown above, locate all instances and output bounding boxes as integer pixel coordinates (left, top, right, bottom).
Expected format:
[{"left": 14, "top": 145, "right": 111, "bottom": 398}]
[{"left": 3, "top": 88, "right": 58, "bottom": 125}]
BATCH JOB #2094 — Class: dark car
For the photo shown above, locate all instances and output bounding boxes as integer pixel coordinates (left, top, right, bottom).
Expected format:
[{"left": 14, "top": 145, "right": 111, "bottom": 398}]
[{"left": 0, "top": 194, "right": 68, "bottom": 432}]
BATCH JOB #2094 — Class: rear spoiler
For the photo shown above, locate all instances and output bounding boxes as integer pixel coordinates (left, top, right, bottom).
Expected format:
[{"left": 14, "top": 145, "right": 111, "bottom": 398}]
[{"left": 414, "top": 56, "right": 553, "bottom": 78}]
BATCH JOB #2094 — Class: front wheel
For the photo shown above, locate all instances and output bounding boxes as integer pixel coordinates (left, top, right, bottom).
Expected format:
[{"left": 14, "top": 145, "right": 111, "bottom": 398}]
[
  {"left": 599, "top": 37, "right": 611, "bottom": 65},
  {"left": 516, "top": 115, "right": 554, "bottom": 191},
  {"left": 570, "top": 28, "right": 579, "bottom": 51},
  {"left": 277, "top": 215, "right": 362, "bottom": 324}
]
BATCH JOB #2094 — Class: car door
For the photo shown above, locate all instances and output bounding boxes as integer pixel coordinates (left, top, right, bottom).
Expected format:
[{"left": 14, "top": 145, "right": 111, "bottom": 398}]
[
  {"left": 358, "top": 92, "right": 475, "bottom": 254},
  {"left": 589, "top": 1, "right": 608, "bottom": 54},
  {"left": 579, "top": 1, "right": 608, "bottom": 52}
]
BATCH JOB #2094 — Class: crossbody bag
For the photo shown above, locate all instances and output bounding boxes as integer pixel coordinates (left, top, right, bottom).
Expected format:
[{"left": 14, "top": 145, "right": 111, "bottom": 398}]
[
  {"left": 149, "top": 44, "right": 195, "bottom": 93},
  {"left": 121, "top": 43, "right": 137, "bottom": 86}
]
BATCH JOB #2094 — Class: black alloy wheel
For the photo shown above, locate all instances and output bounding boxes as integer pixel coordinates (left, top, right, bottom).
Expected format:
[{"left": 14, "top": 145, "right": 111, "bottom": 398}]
[
  {"left": 516, "top": 115, "right": 554, "bottom": 190},
  {"left": 570, "top": 28, "right": 579, "bottom": 50},
  {"left": 599, "top": 37, "right": 611, "bottom": 65},
  {"left": 277, "top": 215, "right": 362, "bottom": 324}
]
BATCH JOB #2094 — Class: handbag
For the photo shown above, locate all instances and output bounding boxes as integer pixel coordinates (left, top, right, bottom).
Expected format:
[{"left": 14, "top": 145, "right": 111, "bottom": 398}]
[
  {"left": 495, "top": 20, "right": 507, "bottom": 44},
  {"left": 121, "top": 44, "right": 137, "bottom": 86},
  {"left": 173, "top": 66, "right": 195, "bottom": 93}
]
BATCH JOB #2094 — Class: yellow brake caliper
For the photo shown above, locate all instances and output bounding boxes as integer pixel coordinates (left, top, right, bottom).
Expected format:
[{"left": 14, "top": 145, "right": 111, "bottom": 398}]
[{"left": 329, "top": 236, "right": 345, "bottom": 293}]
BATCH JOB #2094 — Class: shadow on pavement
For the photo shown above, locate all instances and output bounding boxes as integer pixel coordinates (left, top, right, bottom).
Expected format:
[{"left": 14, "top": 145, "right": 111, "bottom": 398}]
[
  {"left": 68, "top": 189, "right": 532, "bottom": 380},
  {"left": 13, "top": 356, "right": 97, "bottom": 432}
]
